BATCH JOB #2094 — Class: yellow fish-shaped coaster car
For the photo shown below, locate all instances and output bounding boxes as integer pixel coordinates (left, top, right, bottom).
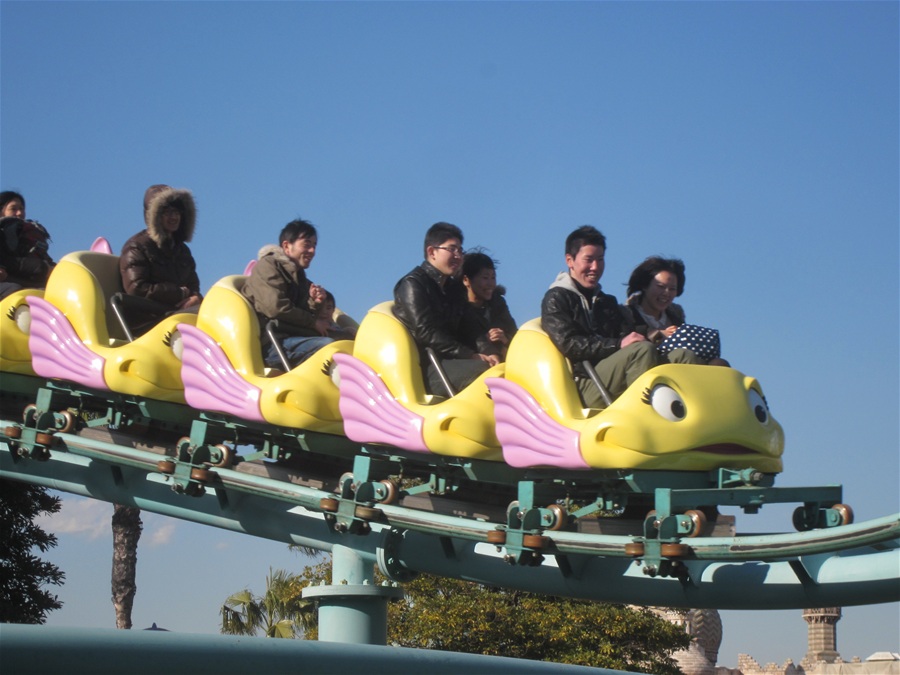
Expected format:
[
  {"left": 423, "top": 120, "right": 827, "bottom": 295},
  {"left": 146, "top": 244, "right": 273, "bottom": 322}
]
[
  {"left": 179, "top": 276, "right": 351, "bottom": 435},
  {"left": 488, "top": 319, "right": 784, "bottom": 472},
  {"left": 1, "top": 239, "right": 113, "bottom": 377},
  {"left": 28, "top": 251, "right": 193, "bottom": 403},
  {"left": 335, "top": 302, "right": 504, "bottom": 460}
]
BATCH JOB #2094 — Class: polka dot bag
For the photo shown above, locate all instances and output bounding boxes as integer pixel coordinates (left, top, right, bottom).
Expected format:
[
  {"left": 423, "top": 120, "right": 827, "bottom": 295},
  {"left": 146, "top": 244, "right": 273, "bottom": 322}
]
[{"left": 657, "top": 324, "right": 721, "bottom": 361}]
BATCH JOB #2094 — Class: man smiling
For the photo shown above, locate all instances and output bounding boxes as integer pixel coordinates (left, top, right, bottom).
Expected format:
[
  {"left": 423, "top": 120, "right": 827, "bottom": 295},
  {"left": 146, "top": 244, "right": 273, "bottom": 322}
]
[
  {"left": 393, "top": 222, "right": 498, "bottom": 396},
  {"left": 242, "top": 218, "right": 333, "bottom": 369},
  {"left": 541, "top": 225, "right": 663, "bottom": 409}
]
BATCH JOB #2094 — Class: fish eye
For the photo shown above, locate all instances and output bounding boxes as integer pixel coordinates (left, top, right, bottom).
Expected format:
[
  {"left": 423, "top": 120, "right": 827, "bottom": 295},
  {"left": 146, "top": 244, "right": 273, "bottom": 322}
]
[
  {"left": 748, "top": 389, "right": 769, "bottom": 424},
  {"left": 647, "top": 385, "right": 687, "bottom": 422}
]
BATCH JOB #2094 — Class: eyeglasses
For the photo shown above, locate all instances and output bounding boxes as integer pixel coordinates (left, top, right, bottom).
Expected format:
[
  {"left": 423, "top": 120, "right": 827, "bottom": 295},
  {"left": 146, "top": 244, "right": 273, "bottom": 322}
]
[{"left": 434, "top": 245, "right": 465, "bottom": 256}]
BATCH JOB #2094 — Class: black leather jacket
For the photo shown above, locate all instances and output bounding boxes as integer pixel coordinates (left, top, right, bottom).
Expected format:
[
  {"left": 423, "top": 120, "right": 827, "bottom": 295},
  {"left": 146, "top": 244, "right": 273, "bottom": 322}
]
[
  {"left": 393, "top": 261, "right": 475, "bottom": 360},
  {"left": 540, "top": 272, "right": 628, "bottom": 378}
]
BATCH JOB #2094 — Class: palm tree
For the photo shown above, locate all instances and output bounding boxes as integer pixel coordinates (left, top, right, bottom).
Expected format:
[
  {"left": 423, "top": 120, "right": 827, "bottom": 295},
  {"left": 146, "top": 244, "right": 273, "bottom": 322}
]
[
  {"left": 111, "top": 504, "right": 142, "bottom": 629},
  {"left": 220, "top": 567, "right": 315, "bottom": 638}
]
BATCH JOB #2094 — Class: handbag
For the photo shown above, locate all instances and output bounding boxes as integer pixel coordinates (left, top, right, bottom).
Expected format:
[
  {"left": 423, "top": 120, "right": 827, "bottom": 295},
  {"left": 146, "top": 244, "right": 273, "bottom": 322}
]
[{"left": 657, "top": 324, "right": 721, "bottom": 361}]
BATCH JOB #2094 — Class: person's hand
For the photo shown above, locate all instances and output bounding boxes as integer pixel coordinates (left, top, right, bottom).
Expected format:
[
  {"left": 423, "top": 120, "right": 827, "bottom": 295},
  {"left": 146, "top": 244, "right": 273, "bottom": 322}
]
[
  {"left": 0, "top": 268, "right": 7, "bottom": 282},
  {"left": 177, "top": 294, "right": 202, "bottom": 310},
  {"left": 662, "top": 325, "right": 678, "bottom": 338},
  {"left": 475, "top": 353, "right": 500, "bottom": 367},
  {"left": 309, "top": 284, "right": 326, "bottom": 304},
  {"left": 314, "top": 316, "right": 331, "bottom": 337},
  {"left": 620, "top": 332, "right": 647, "bottom": 348},
  {"left": 487, "top": 328, "right": 509, "bottom": 345}
]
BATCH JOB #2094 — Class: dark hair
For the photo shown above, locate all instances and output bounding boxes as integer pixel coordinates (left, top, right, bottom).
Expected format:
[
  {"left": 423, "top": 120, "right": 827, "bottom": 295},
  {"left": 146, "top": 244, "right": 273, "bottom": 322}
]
[
  {"left": 565, "top": 225, "right": 606, "bottom": 258},
  {"left": 324, "top": 290, "right": 335, "bottom": 305},
  {"left": 280, "top": 218, "right": 317, "bottom": 245},
  {"left": 462, "top": 249, "right": 497, "bottom": 280},
  {"left": 627, "top": 256, "right": 686, "bottom": 297},
  {"left": 0, "top": 191, "right": 25, "bottom": 212},
  {"left": 424, "top": 222, "right": 463, "bottom": 257}
]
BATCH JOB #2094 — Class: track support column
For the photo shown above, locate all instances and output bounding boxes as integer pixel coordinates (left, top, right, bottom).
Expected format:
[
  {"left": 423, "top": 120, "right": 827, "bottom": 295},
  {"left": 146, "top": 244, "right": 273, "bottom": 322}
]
[{"left": 303, "top": 544, "right": 404, "bottom": 645}]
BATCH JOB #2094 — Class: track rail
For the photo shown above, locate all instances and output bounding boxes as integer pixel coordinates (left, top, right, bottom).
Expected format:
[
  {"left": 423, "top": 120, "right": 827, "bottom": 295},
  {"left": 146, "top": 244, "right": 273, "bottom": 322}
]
[{"left": 2, "top": 425, "right": 898, "bottom": 610}]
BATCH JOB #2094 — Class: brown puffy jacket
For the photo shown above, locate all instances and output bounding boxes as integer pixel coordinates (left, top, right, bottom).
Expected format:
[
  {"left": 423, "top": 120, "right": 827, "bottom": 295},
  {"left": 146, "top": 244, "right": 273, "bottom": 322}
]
[{"left": 119, "top": 186, "right": 200, "bottom": 307}]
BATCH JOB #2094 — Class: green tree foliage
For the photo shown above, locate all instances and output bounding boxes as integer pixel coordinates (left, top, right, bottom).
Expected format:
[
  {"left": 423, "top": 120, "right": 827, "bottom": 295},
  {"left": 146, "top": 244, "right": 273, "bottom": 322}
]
[
  {"left": 387, "top": 574, "right": 689, "bottom": 674},
  {"left": 220, "top": 567, "right": 315, "bottom": 638},
  {"left": 289, "top": 558, "right": 689, "bottom": 673},
  {"left": 0, "top": 479, "right": 65, "bottom": 623}
]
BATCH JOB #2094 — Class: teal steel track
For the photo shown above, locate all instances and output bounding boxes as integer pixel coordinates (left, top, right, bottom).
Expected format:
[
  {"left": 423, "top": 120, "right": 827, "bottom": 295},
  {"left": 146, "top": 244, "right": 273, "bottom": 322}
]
[{"left": 2, "top": 424, "right": 897, "bottom": 611}]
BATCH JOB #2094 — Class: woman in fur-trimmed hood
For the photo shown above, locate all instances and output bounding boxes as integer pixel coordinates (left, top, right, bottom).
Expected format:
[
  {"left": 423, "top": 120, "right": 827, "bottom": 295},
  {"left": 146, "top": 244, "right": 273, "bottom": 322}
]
[{"left": 119, "top": 184, "right": 202, "bottom": 310}]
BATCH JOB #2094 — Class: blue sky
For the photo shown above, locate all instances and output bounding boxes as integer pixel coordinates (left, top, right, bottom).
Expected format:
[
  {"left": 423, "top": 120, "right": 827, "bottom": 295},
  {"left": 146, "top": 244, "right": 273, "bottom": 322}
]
[{"left": 2, "top": 0, "right": 897, "bottom": 668}]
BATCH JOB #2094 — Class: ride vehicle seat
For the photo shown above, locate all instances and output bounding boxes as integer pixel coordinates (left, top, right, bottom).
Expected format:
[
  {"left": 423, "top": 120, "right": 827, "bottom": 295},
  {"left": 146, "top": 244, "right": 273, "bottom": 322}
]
[
  {"left": 352, "top": 302, "right": 441, "bottom": 406},
  {"left": 335, "top": 301, "right": 504, "bottom": 459},
  {"left": 503, "top": 318, "right": 600, "bottom": 422}
]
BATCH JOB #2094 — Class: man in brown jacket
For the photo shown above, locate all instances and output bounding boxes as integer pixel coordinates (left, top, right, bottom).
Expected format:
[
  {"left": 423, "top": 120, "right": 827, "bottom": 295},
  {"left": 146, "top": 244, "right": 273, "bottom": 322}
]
[{"left": 241, "top": 218, "right": 333, "bottom": 369}]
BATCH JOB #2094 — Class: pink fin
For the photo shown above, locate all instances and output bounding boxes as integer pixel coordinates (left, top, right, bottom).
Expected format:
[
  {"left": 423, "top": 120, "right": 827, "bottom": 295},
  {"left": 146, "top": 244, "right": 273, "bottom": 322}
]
[
  {"left": 486, "top": 377, "right": 588, "bottom": 469},
  {"left": 334, "top": 353, "right": 427, "bottom": 452},
  {"left": 90, "top": 237, "right": 113, "bottom": 254},
  {"left": 179, "top": 324, "right": 264, "bottom": 422},
  {"left": 28, "top": 296, "right": 108, "bottom": 390}
]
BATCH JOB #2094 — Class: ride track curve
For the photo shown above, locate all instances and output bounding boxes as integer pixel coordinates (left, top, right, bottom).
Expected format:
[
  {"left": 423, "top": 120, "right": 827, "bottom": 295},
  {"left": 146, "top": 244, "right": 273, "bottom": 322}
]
[{"left": 1, "top": 418, "right": 897, "bottom": 612}]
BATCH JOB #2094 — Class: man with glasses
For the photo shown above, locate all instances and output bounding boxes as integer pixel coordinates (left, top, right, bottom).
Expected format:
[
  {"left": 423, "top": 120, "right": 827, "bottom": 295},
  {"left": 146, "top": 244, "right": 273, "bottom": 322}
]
[{"left": 393, "top": 222, "right": 498, "bottom": 396}]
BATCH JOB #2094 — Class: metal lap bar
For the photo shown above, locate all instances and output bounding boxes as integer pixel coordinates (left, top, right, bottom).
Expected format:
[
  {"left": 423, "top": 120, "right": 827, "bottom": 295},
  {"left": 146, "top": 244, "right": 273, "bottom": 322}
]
[
  {"left": 426, "top": 347, "right": 456, "bottom": 398},
  {"left": 109, "top": 293, "right": 136, "bottom": 342},
  {"left": 581, "top": 360, "right": 614, "bottom": 408},
  {"left": 265, "top": 320, "right": 293, "bottom": 372}
]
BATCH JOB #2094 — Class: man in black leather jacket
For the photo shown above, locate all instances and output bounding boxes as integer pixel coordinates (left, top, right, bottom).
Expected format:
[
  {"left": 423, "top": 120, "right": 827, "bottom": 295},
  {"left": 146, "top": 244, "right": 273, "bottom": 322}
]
[
  {"left": 540, "top": 225, "right": 661, "bottom": 408},
  {"left": 393, "top": 222, "right": 498, "bottom": 396}
]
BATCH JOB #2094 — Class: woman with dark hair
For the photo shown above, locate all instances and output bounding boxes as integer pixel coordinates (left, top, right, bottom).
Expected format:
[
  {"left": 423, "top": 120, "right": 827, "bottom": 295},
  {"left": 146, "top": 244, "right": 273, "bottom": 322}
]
[
  {"left": 0, "top": 190, "right": 54, "bottom": 300},
  {"left": 623, "top": 257, "right": 686, "bottom": 344},
  {"left": 118, "top": 184, "right": 202, "bottom": 334},
  {"left": 0, "top": 191, "right": 26, "bottom": 219},
  {"left": 459, "top": 249, "right": 517, "bottom": 361},
  {"left": 623, "top": 256, "right": 728, "bottom": 366}
]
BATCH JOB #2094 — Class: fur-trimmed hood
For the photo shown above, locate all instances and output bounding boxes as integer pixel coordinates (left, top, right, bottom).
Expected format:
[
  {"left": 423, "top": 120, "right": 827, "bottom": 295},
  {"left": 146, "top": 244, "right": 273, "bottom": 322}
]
[
  {"left": 143, "top": 184, "right": 196, "bottom": 248},
  {"left": 257, "top": 243, "right": 282, "bottom": 260}
]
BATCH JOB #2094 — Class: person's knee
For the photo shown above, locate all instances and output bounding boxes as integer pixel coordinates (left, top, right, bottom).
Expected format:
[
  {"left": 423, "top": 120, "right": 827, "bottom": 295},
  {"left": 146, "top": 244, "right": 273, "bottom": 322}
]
[
  {"left": 627, "top": 341, "right": 655, "bottom": 356},
  {"left": 624, "top": 340, "right": 659, "bottom": 365},
  {"left": 667, "top": 347, "right": 704, "bottom": 365}
]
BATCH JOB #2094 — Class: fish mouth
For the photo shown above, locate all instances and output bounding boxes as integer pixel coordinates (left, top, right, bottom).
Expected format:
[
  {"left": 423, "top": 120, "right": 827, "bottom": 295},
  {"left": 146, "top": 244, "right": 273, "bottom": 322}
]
[{"left": 693, "top": 443, "right": 757, "bottom": 455}]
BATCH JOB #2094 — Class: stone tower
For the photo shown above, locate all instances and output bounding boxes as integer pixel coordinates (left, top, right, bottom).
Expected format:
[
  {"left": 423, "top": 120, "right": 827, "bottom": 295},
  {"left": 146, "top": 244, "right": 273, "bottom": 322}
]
[
  {"left": 690, "top": 608, "right": 722, "bottom": 666},
  {"left": 802, "top": 606, "right": 842, "bottom": 665},
  {"left": 648, "top": 607, "right": 720, "bottom": 675}
]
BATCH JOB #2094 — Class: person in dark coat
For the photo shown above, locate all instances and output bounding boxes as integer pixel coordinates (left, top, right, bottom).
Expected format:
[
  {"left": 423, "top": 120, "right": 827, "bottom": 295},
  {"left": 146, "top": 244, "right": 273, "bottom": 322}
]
[
  {"left": 393, "top": 222, "right": 498, "bottom": 396},
  {"left": 0, "top": 190, "right": 55, "bottom": 300},
  {"left": 458, "top": 249, "right": 517, "bottom": 361},
  {"left": 119, "top": 185, "right": 202, "bottom": 334}
]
